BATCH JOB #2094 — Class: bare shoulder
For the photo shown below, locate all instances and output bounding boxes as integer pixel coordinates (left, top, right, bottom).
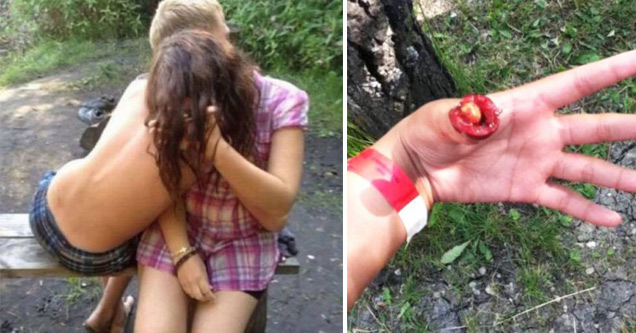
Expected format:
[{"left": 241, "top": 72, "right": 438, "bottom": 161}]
[
  {"left": 111, "top": 78, "right": 148, "bottom": 119},
  {"left": 121, "top": 78, "right": 148, "bottom": 101}
]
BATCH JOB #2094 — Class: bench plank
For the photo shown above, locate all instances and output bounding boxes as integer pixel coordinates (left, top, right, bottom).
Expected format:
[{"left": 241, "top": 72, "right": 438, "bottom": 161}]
[
  {"left": 0, "top": 214, "right": 299, "bottom": 278},
  {"left": 0, "top": 214, "right": 31, "bottom": 237},
  {"left": 0, "top": 238, "right": 137, "bottom": 278}
]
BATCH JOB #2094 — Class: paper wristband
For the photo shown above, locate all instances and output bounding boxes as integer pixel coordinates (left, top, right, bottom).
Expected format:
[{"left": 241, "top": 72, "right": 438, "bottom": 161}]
[{"left": 347, "top": 148, "right": 428, "bottom": 242}]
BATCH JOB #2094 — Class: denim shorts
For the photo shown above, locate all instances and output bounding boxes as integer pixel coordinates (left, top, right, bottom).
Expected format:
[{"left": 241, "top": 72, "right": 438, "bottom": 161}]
[{"left": 29, "top": 171, "right": 138, "bottom": 275}]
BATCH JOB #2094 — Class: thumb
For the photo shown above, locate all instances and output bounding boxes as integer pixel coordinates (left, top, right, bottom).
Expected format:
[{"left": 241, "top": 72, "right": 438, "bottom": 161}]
[{"left": 421, "top": 98, "right": 480, "bottom": 145}]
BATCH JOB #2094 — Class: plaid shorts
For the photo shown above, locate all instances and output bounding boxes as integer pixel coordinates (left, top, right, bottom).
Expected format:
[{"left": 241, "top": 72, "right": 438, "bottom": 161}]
[{"left": 29, "top": 171, "right": 138, "bottom": 275}]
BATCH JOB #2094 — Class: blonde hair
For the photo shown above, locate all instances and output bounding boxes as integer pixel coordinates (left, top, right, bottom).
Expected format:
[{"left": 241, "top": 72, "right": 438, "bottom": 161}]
[{"left": 149, "top": 0, "right": 226, "bottom": 50}]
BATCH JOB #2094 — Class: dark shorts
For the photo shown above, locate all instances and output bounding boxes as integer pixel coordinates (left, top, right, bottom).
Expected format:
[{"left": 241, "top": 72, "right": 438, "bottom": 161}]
[
  {"left": 29, "top": 171, "right": 138, "bottom": 275},
  {"left": 243, "top": 290, "right": 265, "bottom": 301}
]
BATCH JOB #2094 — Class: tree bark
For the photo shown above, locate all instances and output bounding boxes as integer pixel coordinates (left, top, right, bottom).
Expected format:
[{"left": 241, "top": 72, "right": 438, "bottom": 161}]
[{"left": 347, "top": 0, "right": 456, "bottom": 138}]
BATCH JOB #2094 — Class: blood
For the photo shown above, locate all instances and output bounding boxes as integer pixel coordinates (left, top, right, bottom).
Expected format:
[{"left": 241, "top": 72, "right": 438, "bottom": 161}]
[{"left": 449, "top": 94, "right": 501, "bottom": 139}]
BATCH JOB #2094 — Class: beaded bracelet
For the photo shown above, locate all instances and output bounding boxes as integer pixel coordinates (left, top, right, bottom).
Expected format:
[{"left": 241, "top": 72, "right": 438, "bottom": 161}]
[
  {"left": 172, "top": 246, "right": 197, "bottom": 264},
  {"left": 172, "top": 246, "right": 196, "bottom": 262},
  {"left": 175, "top": 248, "right": 198, "bottom": 271}
]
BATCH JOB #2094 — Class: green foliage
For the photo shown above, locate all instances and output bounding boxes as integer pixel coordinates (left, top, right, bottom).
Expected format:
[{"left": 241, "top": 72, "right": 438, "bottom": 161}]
[
  {"left": 10, "top": 0, "right": 143, "bottom": 40},
  {"left": 440, "top": 240, "right": 471, "bottom": 264},
  {"left": 0, "top": 39, "right": 98, "bottom": 86},
  {"left": 0, "top": 38, "right": 150, "bottom": 87},
  {"left": 222, "top": 0, "right": 342, "bottom": 73},
  {"left": 271, "top": 68, "right": 342, "bottom": 134},
  {"left": 346, "top": 123, "right": 374, "bottom": 157},
  {"left": 517, "top": 265, "right": 552, "bottom": 304}
]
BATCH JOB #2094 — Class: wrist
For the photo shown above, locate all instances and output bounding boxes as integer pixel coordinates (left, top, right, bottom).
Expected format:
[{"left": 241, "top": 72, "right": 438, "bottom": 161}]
[
  {"left": 172, "top": 246, "right": 197, "bottom": 264},
  {"left": 174, "top": 247, "right": 198, "bottom": 271},
  {"left": 206, "top": 136, "right": 229, "bottom": 164},
  {"left": 371, "top": 127, "right": 435, "bottom": 209}
]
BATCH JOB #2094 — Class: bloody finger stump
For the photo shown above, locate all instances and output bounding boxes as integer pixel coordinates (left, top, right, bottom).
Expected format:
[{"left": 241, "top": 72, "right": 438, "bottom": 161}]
[{"left": 449, "top": 94, "right": 501, "bottom": 139}]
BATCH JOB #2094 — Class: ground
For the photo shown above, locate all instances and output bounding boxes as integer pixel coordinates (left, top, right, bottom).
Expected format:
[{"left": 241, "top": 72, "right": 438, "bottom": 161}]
[
  {"left": 348, "top": 0, "right": 636, "bottom": 332},
  {"left": 0, "top": 45, "right": 343, "bottom": 332}
]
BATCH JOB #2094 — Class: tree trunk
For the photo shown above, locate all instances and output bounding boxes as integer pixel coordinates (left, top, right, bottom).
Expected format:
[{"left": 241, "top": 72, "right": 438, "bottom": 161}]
[{"left": 347, "top": 0, "right": 456, "bottom": 138}]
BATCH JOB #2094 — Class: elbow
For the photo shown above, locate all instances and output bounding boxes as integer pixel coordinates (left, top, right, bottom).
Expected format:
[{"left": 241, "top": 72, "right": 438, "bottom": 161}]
[
  {"left": 259, "top": 211, "right": 290, "bottom": 232},
  {"left": 254, "top": 192, "right": 298, "bottom": 232},
  {"left": 257, "top": 202, "right": 294, "bottom": 232}
]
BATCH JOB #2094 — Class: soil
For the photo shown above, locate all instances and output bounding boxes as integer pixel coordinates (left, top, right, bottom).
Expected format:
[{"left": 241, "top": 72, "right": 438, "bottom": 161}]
[{"left": 0, "top": 60, "right": 343, "bottom": 332}]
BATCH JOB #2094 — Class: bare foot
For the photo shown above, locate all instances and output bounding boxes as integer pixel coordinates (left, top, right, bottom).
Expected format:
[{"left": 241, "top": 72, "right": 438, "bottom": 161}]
[
  {"left": 83, "top": 304, "right": 115, "bottom": 333},
  {"left": 109, "top": 296, "right": 135, "bottom": 333}
]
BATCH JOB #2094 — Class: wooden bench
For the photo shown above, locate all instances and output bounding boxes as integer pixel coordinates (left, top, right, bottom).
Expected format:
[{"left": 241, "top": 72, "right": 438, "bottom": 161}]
[{"left": 0, "top": 213, "right": 299, "bottom": 332}]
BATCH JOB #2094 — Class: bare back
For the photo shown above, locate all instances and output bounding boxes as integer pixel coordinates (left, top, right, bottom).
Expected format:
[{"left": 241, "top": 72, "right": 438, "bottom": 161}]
[{"left": 47, "top": 79, "right": 181, "bottom": 252}]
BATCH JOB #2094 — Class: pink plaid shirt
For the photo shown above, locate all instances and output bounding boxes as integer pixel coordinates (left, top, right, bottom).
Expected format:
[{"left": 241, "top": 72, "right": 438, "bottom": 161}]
[{"left": 137, "top": 73, "right": 309, "bottom": 291}]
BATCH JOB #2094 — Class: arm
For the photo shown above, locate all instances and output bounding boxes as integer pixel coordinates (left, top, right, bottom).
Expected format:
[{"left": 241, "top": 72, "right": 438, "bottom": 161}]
[
  {"left": 157, "top": 200, "right": 190, "bottom": 258},
  {"left": 212, "top": 128, "right": 305, "bottom": 231},
  {"left": 157, "top": 200, "right": 214, "bottom": 302},
  {"left": 347, "top": 132, "right": 434, "bottom": 311},
  {"left": 347, "top": 173, "right": 406, "bottom": 311}
]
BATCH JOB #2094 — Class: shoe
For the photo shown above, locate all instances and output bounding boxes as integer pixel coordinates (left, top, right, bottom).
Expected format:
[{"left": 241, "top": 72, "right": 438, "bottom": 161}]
[{"left": 78, "top": 97, "right": 116, "bottom": 125}]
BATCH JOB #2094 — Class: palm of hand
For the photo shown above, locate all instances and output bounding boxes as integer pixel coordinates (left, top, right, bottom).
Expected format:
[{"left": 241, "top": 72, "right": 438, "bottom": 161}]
[
  {"left": 404, "top": 97, "right": 560, "bottom": 205},
  {"left": 399, "top": 50, "right": 636, "bottom": 227}
]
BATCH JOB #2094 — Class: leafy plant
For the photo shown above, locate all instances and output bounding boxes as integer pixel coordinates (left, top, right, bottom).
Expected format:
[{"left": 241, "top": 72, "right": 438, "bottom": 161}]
[
  {"left": 10, "top": 0, "right": 143, "bottom": 40},
  {"left": 441, "top": 240, "right": 471, "bottom": 264},
  {"left": 222, "top": 0, "right": 342, "bottom": 73}
]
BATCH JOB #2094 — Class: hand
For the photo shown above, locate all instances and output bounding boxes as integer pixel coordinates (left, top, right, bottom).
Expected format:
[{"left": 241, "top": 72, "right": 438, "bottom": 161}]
[
  {"left": 147, "top": 106, "right": 223, "bottom": 155},
  {"left": 375, "top": 50, "right": 636, "bottom": 227},
  {"left": 176, "top": 253, "right": 215, "bottom": 302},
  {"left": 204, "top": 106, "right": 226, "bottom": 163}
]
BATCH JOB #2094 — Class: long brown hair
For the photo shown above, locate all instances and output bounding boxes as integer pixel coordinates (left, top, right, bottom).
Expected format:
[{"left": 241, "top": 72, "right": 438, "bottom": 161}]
[{"left": 146, "top": 29, "right": 257, "bottom": 198}]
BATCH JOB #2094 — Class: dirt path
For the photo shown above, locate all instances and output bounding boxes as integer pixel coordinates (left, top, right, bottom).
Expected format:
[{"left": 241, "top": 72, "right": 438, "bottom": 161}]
[{"left": 0, "top": 63, "right": 343, "bottom": 332}]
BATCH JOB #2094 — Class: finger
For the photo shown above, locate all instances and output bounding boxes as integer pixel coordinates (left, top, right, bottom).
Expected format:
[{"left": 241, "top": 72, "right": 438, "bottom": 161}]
[
  {"left": 146, "top": 120, "right": 159, "bottom": 134},
  {"left": 181, "top": 282, "right": 193, "bottom": 297},
  {"left": 425, "top": 99, "right": 481, "bottom": 145},
  {"left": 198, "top": 279, "right": 215, "bottom": 301},
  {"left": 553, "top": 153, "right": 636, "bottom": 192},
  {"left": 188, "top": 284, "right": 204, "bottom": 301},
  {"left": 182, "top": 284, "right": 193, "bottom": 299},
  {"left": 558, "top": 113, "right": 636, "bottom": 145},
  {"left": 206, "top": 106, "right": 218, "bottom": 115},
  {"left": 536, "top": 182, "right": 622, "bottom": 227},
  {"left": 512, "top": 49, "right": 636, "bottom": 109}
]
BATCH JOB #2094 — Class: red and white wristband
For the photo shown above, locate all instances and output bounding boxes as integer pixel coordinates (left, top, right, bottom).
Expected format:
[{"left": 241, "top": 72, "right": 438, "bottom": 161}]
[{"left": 347, "top": 148, "right": 429, "bottom": 242}]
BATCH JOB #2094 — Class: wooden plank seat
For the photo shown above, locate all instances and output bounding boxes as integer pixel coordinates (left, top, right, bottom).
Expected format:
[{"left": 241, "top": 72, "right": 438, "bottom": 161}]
[{"left": 0, "top": 213, "right": 299, "bottom": 332}]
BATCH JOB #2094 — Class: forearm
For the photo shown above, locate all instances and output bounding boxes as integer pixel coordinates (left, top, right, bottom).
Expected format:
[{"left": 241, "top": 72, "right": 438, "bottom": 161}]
[
  {"left": 157, "top": 201, "right": 191, "bottom": 256},
  {"left": 347, "top": 132, "right": 435, "bottom": 311},
  {"left": 347, "top": 173, "right": 407, "bottom": 311},
  {"left": 213, "top": 140, "right": 297, "bottom": 231}
]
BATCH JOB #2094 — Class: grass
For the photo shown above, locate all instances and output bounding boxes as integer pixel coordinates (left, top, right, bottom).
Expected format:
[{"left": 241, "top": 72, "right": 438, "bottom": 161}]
[
  {"left": 350, "top": 0, "right": 636, "bottom": 330},
  {"left": 272, "top": 69, "right": 343, "bottom": 135},
  {"left": 0, "top": 38, "right": 150, "bottom": 88},
  {"left": 64, "top": 277, "right": 100, "bottom": 304},
  {"left": 0, "top": 39, "right": 100, "bottom": 86},
  {"left": 61, "top": 38, "right": 152, "bottom": 91}
]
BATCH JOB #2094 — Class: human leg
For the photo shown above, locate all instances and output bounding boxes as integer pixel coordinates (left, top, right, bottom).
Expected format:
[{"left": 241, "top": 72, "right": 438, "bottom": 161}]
[
  {"left": 190, "top": 291, "right": 259, "bottom": 333},
  {"left": 83, "top": 276, "right": 133, "bottom": 332},
  {"left": 135, "top": 265, "right": 190, "bottom": 333}
]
